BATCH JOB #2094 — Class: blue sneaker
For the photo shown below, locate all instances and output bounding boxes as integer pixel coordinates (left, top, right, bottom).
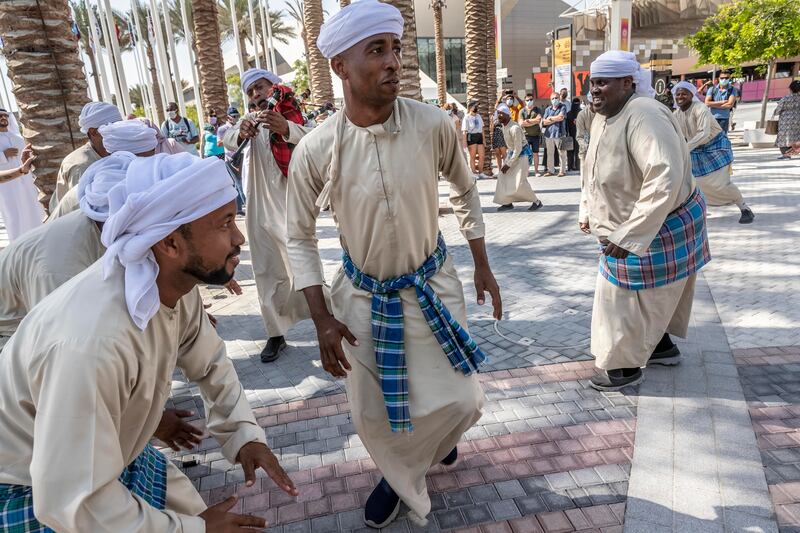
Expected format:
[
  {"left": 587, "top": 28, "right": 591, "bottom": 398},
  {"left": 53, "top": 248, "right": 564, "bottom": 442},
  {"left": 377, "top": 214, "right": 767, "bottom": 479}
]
[{"left": 364, "top": 478, "right": 401, "bottom": 528}]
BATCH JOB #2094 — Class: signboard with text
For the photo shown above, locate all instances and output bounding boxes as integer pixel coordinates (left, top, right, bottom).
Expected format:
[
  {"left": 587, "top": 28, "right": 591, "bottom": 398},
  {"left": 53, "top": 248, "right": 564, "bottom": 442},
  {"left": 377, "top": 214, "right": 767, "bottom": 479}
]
[{"left": 553, "top": 36, "right": 572, "bottom": 94}]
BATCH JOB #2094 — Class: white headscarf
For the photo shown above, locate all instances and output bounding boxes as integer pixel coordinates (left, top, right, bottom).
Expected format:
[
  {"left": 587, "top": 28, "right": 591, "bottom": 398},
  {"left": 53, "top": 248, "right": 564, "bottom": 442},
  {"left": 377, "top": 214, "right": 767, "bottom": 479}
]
[
  {"left": 495, "top": 103, "right": 511, "bottom": 116},
  {"left": 317, "top": 0, "right": 404, "bottom": 59},
  {"left": 101, "top": 153, "right": 238, "bottom": 330},
  {"left": 241, "top": 68, "right": 281, "bottom": 94},
  {"left": 590, "top": 51, "right": 656, "bottom": 98},
  {"left": 78, "top": 151, "right": 136, "bottom": 222},
  {"left": 671, "top": 80, "right": 705, "bottom": 104},
  {"left": 98, "top": 119, "right": 158, "bottom": 155},
  {"left": 78, "top": 101, "right": 122, "bottom": 134},
  {"left": 0, "top": 108, "right": 22, "bottom": 137}
]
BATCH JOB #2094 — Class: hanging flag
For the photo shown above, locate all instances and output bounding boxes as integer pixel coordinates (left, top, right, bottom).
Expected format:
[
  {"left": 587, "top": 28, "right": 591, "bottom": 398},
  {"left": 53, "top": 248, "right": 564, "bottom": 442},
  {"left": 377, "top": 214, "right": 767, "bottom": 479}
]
[
  {"left": 71, "top": 20, "right": 82, "bottom": 41},
  {"left": 115, "top": 20, "right": 122, "bottom": 41},
  {"left": 128, "top": 18, "right": 136, "bottom": 46}
]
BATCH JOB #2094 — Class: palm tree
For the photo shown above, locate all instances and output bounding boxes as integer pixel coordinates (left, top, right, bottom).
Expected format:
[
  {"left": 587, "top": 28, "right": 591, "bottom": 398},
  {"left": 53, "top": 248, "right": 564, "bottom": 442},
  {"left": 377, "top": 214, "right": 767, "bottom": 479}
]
[
  {"left": 191, "top": 0, "right": 229, "bottom": 119},
  {"left": 70, "top": 1, "right": 103, "bottom": 99},
  {"left": 0, "top": 0, "right": 91, "bottom": 208},
  {"left": 303, "top": 0, "right": 333, "bottom": 103},
  {"left": 483, "top": 0, "right": 496, "bottom": 173},
  {"left": 285, "top": 0, "right": 310, "bottom": 68},
  {"left": 385, "top": 0, "right": 422, "bottom": 100},
  {"left": 217, "top": 0, "right": 296, "bottom": 69},
  {"left": 431, "top": 0, "right": 446, "bottom": 105},
  {"left": 464, "top": 0, "right": 488, "bottom": 166}
]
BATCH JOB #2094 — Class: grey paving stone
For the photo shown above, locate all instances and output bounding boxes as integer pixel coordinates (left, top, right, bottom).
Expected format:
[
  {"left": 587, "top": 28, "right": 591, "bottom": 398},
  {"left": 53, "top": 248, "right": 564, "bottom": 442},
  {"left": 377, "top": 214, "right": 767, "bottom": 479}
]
[
  {"left": 310, "top": 515, "right": 339, "bottom": 532},
  {"left": 442, "top": 488, "right": 472, "bottom": 508},
  {"left": 514, "top": 494, "right": 548, "bottom": 516},
  {"left": 494, "top": 480, "right": 526, "bottom": 500},
  {"left": 461, "top": 503, "right": 494, "bottom": 526},
  {"left": 433, "top": 509, "right": 465, "bottom": 530},
  {"left": 468, "top": 484, "right": 501, "bottom": 503},
  {"left": 487, "top": 499, "right": 521, "bottom": 520}
]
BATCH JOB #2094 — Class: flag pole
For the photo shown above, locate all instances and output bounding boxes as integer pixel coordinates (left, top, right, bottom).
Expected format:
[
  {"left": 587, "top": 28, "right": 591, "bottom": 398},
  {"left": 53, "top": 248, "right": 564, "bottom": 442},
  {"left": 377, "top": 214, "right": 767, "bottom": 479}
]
[
  {"left": 257, "top": 0, "right": 271, "bottom": 71},
  {"left": 86, "top": 0, "right": 112, "bottom": 102},
  {"left": 147, "top": 0, "right": 176, "bottom": 104},
  {"left": 247, "top": 0, "right": 261, "bottom": 69},
  {"left": 264, "top": 0, "right": 277, "bottom": 73},
  {"left": 160, "top": 0, "right": 186, "bottom": 115},
  {"left": 179, "top": 0, "right": 204, "bottom": 129},
  {"left": 102, "top": 0, "right": 132, "bottom": 114}
]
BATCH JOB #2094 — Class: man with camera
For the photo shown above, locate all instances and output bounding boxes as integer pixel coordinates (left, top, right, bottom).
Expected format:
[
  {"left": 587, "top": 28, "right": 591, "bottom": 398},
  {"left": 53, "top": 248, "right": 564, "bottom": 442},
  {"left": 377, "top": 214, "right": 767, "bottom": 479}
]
[
  {"left": 161, "top": 102, "right": 199, "bottom": 155},
  {"left": 222, "top": 68, "right": 327, "bottom": 363}
]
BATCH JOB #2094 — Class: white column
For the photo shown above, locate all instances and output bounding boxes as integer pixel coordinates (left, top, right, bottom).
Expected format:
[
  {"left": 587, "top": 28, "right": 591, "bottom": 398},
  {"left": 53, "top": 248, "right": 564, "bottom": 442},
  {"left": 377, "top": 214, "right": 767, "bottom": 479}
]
[
  {"left": 147, "top": 0, "right": 176, "bottom": 103},
  {"left": 494, "top": 0, "right": 501, "bottom": 69},
  {"left": 247, "top": 0, "right": 261, "bottom": 69},
  {"left": 229, "top": 0, "right": 246, "bottom": 76},
  {"left": 257, "top": 0, "right": 272, "bottom": 71},
  {"left": 101, "top": 0, "right": 132, "bottom": 114},
  {"left": 160, "top": 0, "right": 186, "bottom": 115},
  {"left": 264, "top": 0, "right": 277, "bottom": 72},
  {"left": 86, "top": 0, "right": 112, "bottom": 102},
  {"left": 179, "top": 0, "right": 204, "bottom": 129},
  {"left": 608, "top": 0, "right": 632, "bottom": 51},
  {"left": 131, "top": 2, "right": 160, "bottom": 119},
  {"left": 0, "top": 59, "right": 12, "bottom": 112},
  {"left": 96, "top": 0, "right": 126, "bottom": 114}
]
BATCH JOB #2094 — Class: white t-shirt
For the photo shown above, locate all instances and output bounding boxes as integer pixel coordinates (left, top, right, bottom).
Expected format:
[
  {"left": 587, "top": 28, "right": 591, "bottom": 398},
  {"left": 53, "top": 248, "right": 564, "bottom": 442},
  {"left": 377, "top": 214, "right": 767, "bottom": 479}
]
[
  {"left": 462, "top": 114, "right": 484, "bottom": 134},
  {"left": 161, "top": 117, "right": 199, "bottom": 155}
]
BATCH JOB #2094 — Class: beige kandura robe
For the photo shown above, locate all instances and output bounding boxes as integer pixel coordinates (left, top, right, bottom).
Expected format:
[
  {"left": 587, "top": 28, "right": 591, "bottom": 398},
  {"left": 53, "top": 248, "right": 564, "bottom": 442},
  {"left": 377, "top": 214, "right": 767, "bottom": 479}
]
[
  {"left": 576, "top": 107, "right": 596, "bottom": 223},
  {"left": 49, "top": 142, "right": 102, "bottom": 212},
  {"left": 0, "top": 210, "right": 103, "bottom": 343},
  {"left": 222, "top": 118, "right": 326, "bottom": 337},
  {"left": 585, "top": 95, "right": 698, "bottom": 370},
  {"left": 673, "top": 100, "right": 743, "bottom": 206},
  {"left": 0, "top": 260, "right": 266, "bottom": 532},
  {"left": 286, "top": 99, "right": 485, "bottom": 521},
  {"left": 46, "top": 186, "right": 80, "bottom": 221},
  {"left": 493, "top": 121, "right": 538, "bottom": 205}
]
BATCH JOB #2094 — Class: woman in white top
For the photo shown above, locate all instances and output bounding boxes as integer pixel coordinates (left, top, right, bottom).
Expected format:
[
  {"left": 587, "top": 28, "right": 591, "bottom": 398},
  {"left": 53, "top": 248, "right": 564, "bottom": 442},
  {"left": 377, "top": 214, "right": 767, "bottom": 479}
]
[{"left": 461, "top": 101, "right": 487, "bottom": 178}]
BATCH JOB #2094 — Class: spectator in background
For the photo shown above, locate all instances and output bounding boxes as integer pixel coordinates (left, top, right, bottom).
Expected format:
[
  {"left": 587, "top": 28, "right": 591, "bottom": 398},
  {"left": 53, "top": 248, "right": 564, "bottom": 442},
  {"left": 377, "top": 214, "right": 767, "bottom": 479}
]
[
  {"left": 566, "top": 97, "right": 582, "bottom": 172},
  {"left": 161, "top": 102, "right": 199, "bottom": 155},
  {"left": 773, "top": 80, "right": 800, "bottom": 159},
  {"left": 462, "top": 100, "right": 487, "bottom": 178},
  {"left": 705, "top": 71, "right": 738, "bottom": 134},
  {"left": 559, "top": 87, "right": 572, "bottom": 113},
  {"left": 443, "top": 103, "right": 462, "bottom": 140},
  {"left": 216, "top": 107, "right": 245, "bottom": 214},
  {"left": 542, "top": 92, "right": 568, "bottom": 177},
  {"left": 519, "top": 94, "right": 542, "bottom": 175},
  {"left": 203, "top": 124, "right": 225, "bottom": 159}
]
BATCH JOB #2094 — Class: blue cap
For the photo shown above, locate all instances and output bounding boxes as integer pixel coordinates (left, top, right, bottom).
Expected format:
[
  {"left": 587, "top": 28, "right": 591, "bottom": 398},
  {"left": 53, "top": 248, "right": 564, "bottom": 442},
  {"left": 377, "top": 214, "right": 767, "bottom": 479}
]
[{"left": 227, "top": 106, "right": 240, "bottom": 116}]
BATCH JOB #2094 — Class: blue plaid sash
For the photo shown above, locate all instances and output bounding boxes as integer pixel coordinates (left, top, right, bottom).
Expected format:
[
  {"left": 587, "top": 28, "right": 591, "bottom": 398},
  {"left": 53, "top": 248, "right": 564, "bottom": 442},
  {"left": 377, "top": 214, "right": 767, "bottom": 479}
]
[
  {"left": 342, "top": 233, "right": 487, "bottom": 432},
  {"left": 0, "top": 443, "right": 167, "bottom": 532},
  {"left": 599, "top": 188, "right": 711, "bottom": 290},
  {"left": 691, "top": 132, "right": 734, "bottom": 177}
]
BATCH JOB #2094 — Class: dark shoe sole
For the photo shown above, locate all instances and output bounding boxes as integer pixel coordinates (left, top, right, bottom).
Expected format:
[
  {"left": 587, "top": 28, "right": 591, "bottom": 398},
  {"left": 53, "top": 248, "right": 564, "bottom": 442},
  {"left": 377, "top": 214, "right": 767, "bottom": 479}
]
[
  {"left": 648, "top": 346, "right": 682, "bottom": 366},
  {"left": 260, "top": 340, "right": 287, "bottom": 363},
  {"left": 739, "top": 212, "right": 755, "bottom": 224},
  {"left": 590, "top": 373, "right": 644, "bottom": 392},
  {"left": 497, "top": 205, "right": 514, "bottom": 212},
  {"left": 528, "top": 201, "right": 543, "bottom": 211}
]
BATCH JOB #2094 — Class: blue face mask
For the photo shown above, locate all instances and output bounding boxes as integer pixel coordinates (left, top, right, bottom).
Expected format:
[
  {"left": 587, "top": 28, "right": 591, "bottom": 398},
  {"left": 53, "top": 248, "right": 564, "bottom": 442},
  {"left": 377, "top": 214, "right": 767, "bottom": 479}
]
[{"left": 719, "top": 79, "right": 730, "bottom": 87}]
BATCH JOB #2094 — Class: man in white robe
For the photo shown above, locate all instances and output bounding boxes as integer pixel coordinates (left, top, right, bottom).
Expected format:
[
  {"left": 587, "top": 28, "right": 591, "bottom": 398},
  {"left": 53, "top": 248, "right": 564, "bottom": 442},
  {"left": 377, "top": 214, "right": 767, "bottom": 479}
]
[
  {"left": 0, "top": 153, "right": 297, "bottom": 531},
  {"left": 222, "top": 69, "right": 322, "bottom": 362},
  {"left": 0, "top": 109, "right": 44, "bottom": 240},
  {"left": 493, "top": 103, "right": 542, "bottom": 212},
  {"left": 48, "top": 101, "right": 122, "bottom": 211},
  {"left": 671, "top": 81, "right": 755, "bottom": 224},
  {"left": 583, "top": 51, "right": 710, "bottom": 391},
  {"left": 286, "top": 1, "right": 502, "bottom": 527},
  {"left": 48, "top": 119, "right": 158, "bottom": 220}
]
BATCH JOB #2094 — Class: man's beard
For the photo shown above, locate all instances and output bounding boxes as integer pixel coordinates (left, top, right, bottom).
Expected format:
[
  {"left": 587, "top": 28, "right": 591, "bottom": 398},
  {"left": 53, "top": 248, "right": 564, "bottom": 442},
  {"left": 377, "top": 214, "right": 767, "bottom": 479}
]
[{"left": 183, "top": 247, "right": 239, "bottom": 285}]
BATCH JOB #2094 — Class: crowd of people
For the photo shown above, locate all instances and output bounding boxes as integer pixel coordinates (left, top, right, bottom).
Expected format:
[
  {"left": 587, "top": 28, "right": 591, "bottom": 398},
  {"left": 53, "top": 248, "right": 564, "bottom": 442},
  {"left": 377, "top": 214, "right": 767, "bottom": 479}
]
[{"left": 0, "top": 0, "right": 795, "bottom": 529}]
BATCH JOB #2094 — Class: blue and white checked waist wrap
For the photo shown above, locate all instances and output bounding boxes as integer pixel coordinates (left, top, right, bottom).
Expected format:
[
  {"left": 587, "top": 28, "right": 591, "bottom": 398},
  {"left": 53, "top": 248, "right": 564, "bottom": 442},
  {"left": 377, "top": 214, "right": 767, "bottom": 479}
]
[{"left": 342, "top": 233, "right": 487, "bottom": 432}]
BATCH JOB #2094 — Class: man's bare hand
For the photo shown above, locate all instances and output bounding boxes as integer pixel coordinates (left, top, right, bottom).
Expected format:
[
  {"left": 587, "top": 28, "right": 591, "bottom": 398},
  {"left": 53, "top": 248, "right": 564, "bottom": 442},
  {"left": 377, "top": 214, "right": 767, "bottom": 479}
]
[
  {"left": 224, "top": 279, "right": 243, "bottom": 295},
  {"left": 602, "top": 240, "right": 630, "bottom": 259},
  {"left": 153, "top": 409, "right": 204, "bottom": 451},
  {"left": 475, "top": 265, "right": 502, "bottom": 320},
  {"left": 199, "top": 495, "right": 267, "bottom": 532},
  {"left": 257, "top": 110, "right": 290, "bottom": 138},
  {"left": 237, "top": 442, "right": 298, "bottom": 495},
  {"left": 4, "top": 147, "right": 19, "bottom": 159},
  {"left": 313, "top": 314, "right": 356, "bottom": 378},
  {"left": 579, "top": 221, "right": 591, "bottom": 234},
  {"left": 500, "top": 164, "right": 510, "bottom": 173},
  {"left": 238, "top": 119, "right": 259, "bottom": 141}
]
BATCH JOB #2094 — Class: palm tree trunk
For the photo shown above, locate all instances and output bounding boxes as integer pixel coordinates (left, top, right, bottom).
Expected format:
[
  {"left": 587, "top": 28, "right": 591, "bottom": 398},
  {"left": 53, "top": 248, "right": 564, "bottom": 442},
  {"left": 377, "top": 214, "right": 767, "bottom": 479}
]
[
  {"left": 485, "top": 0, "right": 496, "bottom": 109},
  {"left": 239, "top": 33, "right": 250, "bottom": 70},
  {"left": 303, "top": 0, "right": 333, "bottom": 103},
  {"left": 84, "top": 43, "right": 104, "bottom": 100},
  {"left": 192, "top": 0, "right": 229, "bottom": 120},
  {"left": 0, "top": 0, "right": 90, "bottom": 209},
  {"left": 384, "top": 0, "right": 422, "bottom": 100},
  {"left": 432, "top": 0, "right": 446, "bottom": 105},
  {"left": 340, "top": 0, "right": 350, "bottom": 7},
  {"left": 464, "top": 0, "right": 488, "bottom": 166},
  {"left": 144, "top": 42, "right": 166, "bottom": 123}
]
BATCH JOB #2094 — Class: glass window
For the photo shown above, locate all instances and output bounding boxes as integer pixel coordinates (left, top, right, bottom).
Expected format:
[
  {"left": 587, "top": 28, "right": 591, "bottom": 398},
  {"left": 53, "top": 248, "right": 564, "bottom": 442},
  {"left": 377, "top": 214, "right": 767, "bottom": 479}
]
[{"left": 417, "top": 37, "right": 466, "bottom": 96}]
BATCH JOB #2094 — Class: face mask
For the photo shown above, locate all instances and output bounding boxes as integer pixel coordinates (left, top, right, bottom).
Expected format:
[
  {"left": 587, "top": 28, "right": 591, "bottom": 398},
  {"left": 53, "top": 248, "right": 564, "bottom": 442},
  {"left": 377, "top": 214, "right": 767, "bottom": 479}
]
[
  {"left": 719, "top": 79, "right": 730, "bottom": 87},
  {"left": 168, "top": 110, "right": 177, "bottom": 119},
  {"left": 525, "top": 101, "right": 534, "bottom": 108},
  {"left": 551, "top": 98, "right": 559, "bottom": 106},
  {"left": 505, "top": 98, "right": 514, "bottom": 105},
  {"left": 209, "top": 116, "right": 217, "bottom": 125}
]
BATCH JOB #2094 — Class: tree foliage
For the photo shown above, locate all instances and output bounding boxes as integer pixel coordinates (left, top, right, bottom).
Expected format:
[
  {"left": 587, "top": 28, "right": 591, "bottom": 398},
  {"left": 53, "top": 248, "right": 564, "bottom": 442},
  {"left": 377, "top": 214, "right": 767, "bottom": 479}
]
[
  {"left": 227, "top": 73, "right": 243, "bottom": 108},
  {"left": 684, "top": 0, "right": 800, "bottom": 67},
  {"left": 291, "top": 59, "right": 309, "bottom": 93}
]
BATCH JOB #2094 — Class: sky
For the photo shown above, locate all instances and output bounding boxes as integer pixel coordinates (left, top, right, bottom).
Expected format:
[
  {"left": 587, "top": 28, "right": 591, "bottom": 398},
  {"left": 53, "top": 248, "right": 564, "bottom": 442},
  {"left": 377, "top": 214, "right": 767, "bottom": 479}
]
[{"left": 0, "top": 0, "right": 340, "bottom": 112}]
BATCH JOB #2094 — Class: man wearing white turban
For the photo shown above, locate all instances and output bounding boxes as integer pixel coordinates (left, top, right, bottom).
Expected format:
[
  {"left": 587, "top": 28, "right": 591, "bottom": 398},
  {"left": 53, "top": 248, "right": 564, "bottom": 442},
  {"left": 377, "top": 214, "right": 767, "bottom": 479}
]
[
  {"left": 48, "top": 101, "right": 122, "bottom": 211},
  {"left": 0, "top": 153, "right": 297, "bottom": 532},
  {"left": 493, "top": 103, "right": 542, "bottom": 211},
  {"left": 672, "top": 81, "right": 754, "bottom": 224},
  {"left": 222, "top": 67, "right": 320, "bottom": 362},
  {"left": 286, "top": 0, "right": 502, "bottom": 527},
  {"left": 48, "top": 119, "right": 158, "bottom": 220},
  {"left": 582, "top": 50, "right": 710, "bottom": 391},
  {"left": 0, "top": 108, "right": 44, "bottom": 241}
]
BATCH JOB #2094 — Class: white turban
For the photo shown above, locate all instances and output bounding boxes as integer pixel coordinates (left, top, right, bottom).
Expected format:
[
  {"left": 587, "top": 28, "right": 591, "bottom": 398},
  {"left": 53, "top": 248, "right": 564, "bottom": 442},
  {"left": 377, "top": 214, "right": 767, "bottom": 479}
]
[
  {"left": 78, "top": 151, "right": 136, "bottom": 223},
  {"left": 589, "top": 51, "right": 656, "bottom": 98},
  {"left": 241, "top": 68, "right": 281, "bottom": 94},
  {"left": 317, "top": 0, "right": 404, "bottom": 59},
  {"left": 98, "top": 119, "right": 158, "bottom": 155},
  {"left": 79, "top": 101, "right": 122, "bottom": 134},
  {"left": 495, "top": 103, "right": 511, "bottom": 116},
  {"left": 101, "top": 153, "right": 238, "bottom": 330}
]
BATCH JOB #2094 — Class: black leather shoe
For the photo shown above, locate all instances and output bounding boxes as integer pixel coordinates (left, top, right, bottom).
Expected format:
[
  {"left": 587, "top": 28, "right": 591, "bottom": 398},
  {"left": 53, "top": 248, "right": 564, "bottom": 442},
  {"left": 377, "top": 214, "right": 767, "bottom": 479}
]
[
  {"left": 497, "top": 204, "right": 514, "bottom": 212},
  {"left": 364, "top": 478, "right": 401, "bottom": 529},
  {"left": 260, "top": 336, "right": 286, "bottom": 363},
  {"left": 739, "top": 207, "right": 755, "bottom": 224},
  {"left": 590, "top": 368, "right": 643, "bottom": 391},
  {"left": 528, "top": 200, "right": 543, "bottom": 211},
  {"left": 441, "top": 446, "right": 458, "bottom": 466},
  {"left": 648, "top": 334, "right": 681, "bottom": 366}
]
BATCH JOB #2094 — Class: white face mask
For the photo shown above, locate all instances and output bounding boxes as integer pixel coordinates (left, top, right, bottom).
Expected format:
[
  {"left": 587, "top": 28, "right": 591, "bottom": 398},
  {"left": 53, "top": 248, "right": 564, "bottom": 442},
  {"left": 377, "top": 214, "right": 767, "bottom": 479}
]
[
  {"left": 719, "top": 79, "right": 730, "bottom": 87},
  {"left": 505, "top": 98, "right": 514, "bottom": 106},
  {"left": 551, "top": 98, "right": 559, "bottom": 106},
  {"left": 168, "top": 110, "right": 177, "bottom": 119},
  {"left": 209, "top": 116, "right": 217, "bottom": 125},
  {"left": 525, "top": 101, "right": 534, "bottom": 108}
]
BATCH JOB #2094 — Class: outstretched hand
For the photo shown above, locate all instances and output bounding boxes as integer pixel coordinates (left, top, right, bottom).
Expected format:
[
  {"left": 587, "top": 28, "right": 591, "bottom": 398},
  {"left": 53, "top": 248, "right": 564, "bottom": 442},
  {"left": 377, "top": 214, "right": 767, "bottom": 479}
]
[
  {"left": 199, "top": 495, "right": 266, "bottom": 532},
  {"left": 475, "top": 265, "right": 502, "bottom": 320},
  {"left": 237, "top": 442, "right": 298, "bottom": 495}
]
